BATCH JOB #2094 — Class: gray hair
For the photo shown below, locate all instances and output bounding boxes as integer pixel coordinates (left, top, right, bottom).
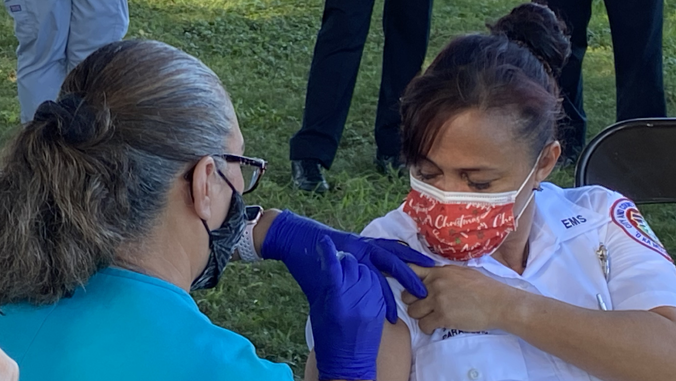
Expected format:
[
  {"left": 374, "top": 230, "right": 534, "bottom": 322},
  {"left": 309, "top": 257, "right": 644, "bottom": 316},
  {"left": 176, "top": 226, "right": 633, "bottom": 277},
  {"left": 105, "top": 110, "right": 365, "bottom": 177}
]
[{"left": 0, "top": 40, "right": 234, "bottom": 305}]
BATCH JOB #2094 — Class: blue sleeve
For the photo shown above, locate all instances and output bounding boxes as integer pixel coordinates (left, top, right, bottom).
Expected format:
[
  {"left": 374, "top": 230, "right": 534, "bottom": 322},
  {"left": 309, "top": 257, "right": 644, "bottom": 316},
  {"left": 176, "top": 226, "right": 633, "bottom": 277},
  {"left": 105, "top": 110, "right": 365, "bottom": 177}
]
[{"left": 202, "top": 328, "right": 294, "bottom": 381}]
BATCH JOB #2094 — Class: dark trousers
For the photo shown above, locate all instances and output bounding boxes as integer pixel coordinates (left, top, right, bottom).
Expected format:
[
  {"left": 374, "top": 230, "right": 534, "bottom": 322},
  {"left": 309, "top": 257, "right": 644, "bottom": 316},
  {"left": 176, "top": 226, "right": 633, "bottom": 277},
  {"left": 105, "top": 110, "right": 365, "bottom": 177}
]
[
  {"left": 544, "top": 0, "right": 666, "bottom": 158},
  {"left": 289, "top": 0, "right": 433, "bottom": 168}
]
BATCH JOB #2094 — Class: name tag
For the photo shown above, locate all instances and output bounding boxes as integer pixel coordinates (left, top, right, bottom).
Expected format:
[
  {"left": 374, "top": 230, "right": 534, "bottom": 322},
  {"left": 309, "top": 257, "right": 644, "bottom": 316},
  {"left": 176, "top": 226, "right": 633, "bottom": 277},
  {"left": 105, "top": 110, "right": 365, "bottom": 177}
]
[
  {"left": 561, "top": 215, "right": 587, "bottom": 229},
  {"left": 434, "top": 328, "right": 489, "bottom": 341},
  {"left": 10, "top": 5, "right": 22, "bottom": 12}
]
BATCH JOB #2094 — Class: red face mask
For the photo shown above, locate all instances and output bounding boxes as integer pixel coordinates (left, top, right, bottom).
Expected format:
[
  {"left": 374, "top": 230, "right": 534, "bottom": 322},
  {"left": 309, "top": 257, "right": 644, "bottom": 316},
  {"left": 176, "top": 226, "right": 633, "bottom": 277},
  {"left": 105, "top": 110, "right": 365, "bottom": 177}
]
[{"left": 403, "top": 166, "right": 537, "bottom": 261}]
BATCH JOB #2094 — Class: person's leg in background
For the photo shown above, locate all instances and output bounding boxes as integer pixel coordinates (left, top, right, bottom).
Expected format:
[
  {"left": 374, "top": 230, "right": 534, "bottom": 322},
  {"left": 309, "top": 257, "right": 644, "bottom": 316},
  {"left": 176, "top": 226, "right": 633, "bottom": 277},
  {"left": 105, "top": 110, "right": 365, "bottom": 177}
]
[
  {"left": 289, "top": 0, "right": 376, "bottom": 193},
  {"left": 67, "top": 0, "right": 129, "bottom": 72},
  {"left": 605, "top": 0, "right": 665, "bottom": 122},
  {"left": 4, "top": 0, "right": 70, "bottom": 124},
  {"left": 374, "top": 0, "right": 433, "bottom": 173},
  {"left": 541, "top": 0, "right": 592, "bottom": 165}
]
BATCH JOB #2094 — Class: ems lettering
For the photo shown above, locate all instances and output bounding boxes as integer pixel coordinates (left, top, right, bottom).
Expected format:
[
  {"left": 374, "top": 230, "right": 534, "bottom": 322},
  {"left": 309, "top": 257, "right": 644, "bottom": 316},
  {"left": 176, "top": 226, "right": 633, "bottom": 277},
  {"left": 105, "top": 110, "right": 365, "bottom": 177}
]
[{"left": 561, "top": 215, "right": 588, "bottom": 229}]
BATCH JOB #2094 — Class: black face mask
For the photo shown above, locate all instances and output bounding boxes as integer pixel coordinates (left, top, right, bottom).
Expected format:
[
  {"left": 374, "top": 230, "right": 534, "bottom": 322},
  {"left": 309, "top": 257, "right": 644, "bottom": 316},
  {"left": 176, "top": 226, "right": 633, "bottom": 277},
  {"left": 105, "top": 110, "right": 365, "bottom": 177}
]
[{"left": 190, "top": 171, "right": 247, "bottom": 291}]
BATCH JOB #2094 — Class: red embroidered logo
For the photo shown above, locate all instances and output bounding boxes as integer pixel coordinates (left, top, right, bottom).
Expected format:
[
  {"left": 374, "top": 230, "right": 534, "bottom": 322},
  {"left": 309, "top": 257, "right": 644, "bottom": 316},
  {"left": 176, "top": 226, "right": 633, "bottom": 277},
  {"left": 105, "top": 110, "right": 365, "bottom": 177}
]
[{"left": 611, "top": 198, "right": 672, "bottom": 262}]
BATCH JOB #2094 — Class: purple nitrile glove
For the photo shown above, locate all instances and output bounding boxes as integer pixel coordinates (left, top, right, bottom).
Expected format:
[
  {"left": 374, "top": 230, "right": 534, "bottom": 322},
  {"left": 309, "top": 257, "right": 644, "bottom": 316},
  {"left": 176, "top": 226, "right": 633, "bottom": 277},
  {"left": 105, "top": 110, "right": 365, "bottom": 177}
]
[
  {"left": 311, "top": 235, "right": 385, "bottom": 381},
  {"left": 261, "top": 210, "right": 434, "bottom": 323}
]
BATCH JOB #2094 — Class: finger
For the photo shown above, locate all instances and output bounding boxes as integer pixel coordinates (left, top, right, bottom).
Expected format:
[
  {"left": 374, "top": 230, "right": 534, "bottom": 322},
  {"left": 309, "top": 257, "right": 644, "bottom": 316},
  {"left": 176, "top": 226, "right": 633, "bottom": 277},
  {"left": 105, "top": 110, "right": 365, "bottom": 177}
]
[
  {"left": 370, "top": 268, "right": 387, "bottom": 315},
  {"left": 418, "top": 311, "right": 447, "bottom": 335},
  {"left": 317, "top": 235, "right": 343, "bottom": 288},
  {"left": 372, "top": 239, "right": 436, "bottom": 267},
  {"left": 373, "top": 267, "right": 398, "bottom": 324},
  {"left": 408, "top": 264, "right": 435, "bottom": 281},
  {"left": 401, "top": 290, "right": 419, "bottom": 305},
  {"left": 371, "top": 239, "right": 436, "bottom": 267},
  {"left": 358, "top": 263, "right": 375, "bottom": 289},
  {"left": 371, "top": 239, "right": 434, "bottom": 267},
  {"left": 340, "top": 251, "right": 360, "bottom": 286},
  {"left": 371, "top": 250, "right": 429, "bottom": 299},
  {"left": 406, "top": 297, "right": 435, "bottom": 320}
]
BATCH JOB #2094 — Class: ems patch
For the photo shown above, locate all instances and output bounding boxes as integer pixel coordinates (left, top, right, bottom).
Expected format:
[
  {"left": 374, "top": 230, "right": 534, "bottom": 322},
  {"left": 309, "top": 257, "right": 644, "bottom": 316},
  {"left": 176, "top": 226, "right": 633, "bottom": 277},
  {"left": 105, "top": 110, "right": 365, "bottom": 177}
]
[{"left": 611, "top": 198, "right": 672, "bottom": 262}]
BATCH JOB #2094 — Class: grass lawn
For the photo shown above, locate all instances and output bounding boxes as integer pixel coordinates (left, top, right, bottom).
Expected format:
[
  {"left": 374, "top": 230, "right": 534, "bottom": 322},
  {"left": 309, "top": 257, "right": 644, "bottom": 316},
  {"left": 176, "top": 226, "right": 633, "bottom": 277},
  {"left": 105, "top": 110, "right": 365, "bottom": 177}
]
[{"left": 2, "top": 0, "right": 676, "bottom": 377}]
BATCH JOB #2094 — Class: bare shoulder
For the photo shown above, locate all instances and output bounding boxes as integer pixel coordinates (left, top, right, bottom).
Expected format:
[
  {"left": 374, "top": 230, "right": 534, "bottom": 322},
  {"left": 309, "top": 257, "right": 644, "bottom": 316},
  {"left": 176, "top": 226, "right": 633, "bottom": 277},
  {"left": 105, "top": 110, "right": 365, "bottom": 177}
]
[
  {"left": 304, "top": 320, "right": 413, "bottom": 381},
  {"left": 377, "top": 320, "right": 413, "bottom": 381}
]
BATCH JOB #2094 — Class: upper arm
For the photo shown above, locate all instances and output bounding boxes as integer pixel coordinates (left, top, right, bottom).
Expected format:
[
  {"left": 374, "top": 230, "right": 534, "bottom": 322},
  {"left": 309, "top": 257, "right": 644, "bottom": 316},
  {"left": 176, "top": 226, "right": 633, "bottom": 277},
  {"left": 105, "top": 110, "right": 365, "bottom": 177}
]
[
  {"left": 605, "top": 198, "right": 676, "bottom": 311},
  {"left": 304, "top": 350, "right": 318, "bottom": 381},
  {"left": 304, "top": 320, "right": 412, "bottom": 381},
  {"left": 376, "top": 319, "right": 412, "bottom": 381}
]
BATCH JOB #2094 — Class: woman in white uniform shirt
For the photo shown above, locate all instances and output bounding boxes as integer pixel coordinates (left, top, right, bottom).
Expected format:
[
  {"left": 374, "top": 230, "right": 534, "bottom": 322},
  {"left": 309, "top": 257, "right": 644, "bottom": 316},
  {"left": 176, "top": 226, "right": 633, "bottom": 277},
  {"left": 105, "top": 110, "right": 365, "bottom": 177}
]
[{"left": 305, "top": 3, "right": 676, "bottom": 380}]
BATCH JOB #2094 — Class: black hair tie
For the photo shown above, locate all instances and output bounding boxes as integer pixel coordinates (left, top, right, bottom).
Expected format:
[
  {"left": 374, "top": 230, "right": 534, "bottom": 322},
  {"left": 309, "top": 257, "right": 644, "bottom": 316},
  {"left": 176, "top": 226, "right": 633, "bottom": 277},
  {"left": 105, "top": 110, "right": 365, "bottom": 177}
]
[{"left": 33, "top": 94, "right": 96, "bottom": 144}]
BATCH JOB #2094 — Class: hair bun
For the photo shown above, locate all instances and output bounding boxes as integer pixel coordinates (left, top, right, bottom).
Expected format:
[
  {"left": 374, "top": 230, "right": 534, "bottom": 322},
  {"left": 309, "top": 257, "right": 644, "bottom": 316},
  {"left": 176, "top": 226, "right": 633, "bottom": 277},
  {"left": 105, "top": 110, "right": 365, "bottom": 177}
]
[
  {"left": 488, "top": 3, "right": 571, "bottom": 77},
  {"left": 33, "top": 94, "right": 104, "bottom": 145}
]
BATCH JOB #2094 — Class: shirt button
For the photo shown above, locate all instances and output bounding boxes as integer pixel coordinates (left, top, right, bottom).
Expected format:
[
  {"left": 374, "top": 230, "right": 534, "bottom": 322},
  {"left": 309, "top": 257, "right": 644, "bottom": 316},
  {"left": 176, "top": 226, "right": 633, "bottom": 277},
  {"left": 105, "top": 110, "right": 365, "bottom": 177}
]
[{"left": 468, "top": 368, "right": 480, "bottom": 380}]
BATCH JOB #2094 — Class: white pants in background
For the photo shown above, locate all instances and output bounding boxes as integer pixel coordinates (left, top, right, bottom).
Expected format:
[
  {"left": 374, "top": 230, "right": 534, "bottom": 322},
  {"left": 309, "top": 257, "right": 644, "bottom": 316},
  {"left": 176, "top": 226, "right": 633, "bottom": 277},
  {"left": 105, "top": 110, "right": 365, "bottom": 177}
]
[{"left": 4, "top": 0, "right": 129, "bottom": 123}]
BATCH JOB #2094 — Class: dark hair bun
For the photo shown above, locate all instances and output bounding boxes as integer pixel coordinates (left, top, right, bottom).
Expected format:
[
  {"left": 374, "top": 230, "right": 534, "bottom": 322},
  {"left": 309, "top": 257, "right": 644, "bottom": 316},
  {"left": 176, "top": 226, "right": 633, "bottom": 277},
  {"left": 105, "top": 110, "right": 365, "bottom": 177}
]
[
  {"left": 488, "top": 3, "right": 571, "bottom": 76},
  {"left": 33, "top": 94, "right": 109, "bottom": 145}
]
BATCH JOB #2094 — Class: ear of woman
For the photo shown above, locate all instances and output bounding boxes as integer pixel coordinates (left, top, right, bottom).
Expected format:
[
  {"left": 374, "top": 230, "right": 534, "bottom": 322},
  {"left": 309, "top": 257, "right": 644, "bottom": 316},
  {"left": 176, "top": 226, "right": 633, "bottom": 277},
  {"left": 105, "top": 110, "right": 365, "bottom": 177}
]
[
  {"left": 190, "top": 156, "right": 230, "bottom": 225},
  {"left": 534, "top": 141, "right": 562, "bottom": 185}
]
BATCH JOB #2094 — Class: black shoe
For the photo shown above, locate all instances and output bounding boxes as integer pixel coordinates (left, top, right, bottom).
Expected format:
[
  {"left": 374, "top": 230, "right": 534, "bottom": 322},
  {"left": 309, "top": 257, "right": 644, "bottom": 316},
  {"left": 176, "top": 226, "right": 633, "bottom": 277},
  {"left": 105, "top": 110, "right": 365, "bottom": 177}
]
[
  {"left": 375, "top": 155, "right": 406, "bottom": 177},
  {"left": 291, "top": 160, "right": 330, "bottom": 193}
]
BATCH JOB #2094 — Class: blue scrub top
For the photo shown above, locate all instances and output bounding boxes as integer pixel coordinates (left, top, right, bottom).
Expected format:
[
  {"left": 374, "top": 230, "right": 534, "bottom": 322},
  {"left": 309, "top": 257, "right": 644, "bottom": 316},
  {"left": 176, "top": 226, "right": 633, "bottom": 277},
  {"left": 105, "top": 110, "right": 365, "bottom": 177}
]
[{"left": 0, "top": 268, "right": 293, "bottom": 381}]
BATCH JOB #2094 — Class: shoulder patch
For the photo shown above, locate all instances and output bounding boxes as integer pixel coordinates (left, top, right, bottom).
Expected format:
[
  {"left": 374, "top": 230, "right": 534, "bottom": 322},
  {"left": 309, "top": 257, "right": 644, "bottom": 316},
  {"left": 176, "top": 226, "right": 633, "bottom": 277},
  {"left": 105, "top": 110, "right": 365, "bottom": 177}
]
[{"left": 611, "top": 198, "right": 672, "bottom": 262}]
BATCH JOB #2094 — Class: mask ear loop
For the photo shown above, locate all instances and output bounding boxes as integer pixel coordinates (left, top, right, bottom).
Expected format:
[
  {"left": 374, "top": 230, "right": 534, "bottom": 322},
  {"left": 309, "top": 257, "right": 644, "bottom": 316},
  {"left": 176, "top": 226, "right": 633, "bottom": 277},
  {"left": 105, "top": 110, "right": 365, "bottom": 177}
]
[
  {"left": 188, "top": 161, "right": 236, "bottom": 236},
  {"left": 516, "top": 189, "right": 538, "bottom": 221},
  {"left": 515, "top": 151, "right": 545, "bottom": 221}
]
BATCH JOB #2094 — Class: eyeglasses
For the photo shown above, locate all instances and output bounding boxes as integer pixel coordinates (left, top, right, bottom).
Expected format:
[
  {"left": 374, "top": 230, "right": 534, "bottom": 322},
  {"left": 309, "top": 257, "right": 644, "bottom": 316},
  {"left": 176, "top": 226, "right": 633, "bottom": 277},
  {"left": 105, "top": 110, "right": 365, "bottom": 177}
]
[
  {"left": 184, "top": 154, "right": 267, "bottom": 194},
  {"left": 217, "top": 154, "right": 267, "bottom": 194}
]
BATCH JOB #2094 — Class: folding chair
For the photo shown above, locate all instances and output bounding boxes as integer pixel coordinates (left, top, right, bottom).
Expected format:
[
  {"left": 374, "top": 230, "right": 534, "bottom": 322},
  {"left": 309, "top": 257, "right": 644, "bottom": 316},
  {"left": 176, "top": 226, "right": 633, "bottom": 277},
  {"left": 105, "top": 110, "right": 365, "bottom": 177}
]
[{"left": 574, "top": 118, "right": 676, "bottom": 204}]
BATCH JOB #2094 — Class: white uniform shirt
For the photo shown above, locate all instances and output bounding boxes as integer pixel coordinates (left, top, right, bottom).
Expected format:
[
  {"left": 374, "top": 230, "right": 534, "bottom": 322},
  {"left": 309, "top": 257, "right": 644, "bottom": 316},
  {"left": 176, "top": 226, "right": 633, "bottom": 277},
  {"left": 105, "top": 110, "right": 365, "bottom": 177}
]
[{"left": 306, "top": 183, "right": 676, "bottom": 381}]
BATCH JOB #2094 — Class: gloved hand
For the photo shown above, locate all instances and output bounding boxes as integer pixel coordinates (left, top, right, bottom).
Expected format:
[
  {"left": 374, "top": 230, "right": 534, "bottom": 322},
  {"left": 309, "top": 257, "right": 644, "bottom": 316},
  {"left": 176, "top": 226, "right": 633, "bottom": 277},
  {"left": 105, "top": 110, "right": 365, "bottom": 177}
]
[
  {"left": 311, "top": 235, "right": 385, "bottom": 381},
  {"left": 261, "top": 210, "right": 434, "bottom": 323}
]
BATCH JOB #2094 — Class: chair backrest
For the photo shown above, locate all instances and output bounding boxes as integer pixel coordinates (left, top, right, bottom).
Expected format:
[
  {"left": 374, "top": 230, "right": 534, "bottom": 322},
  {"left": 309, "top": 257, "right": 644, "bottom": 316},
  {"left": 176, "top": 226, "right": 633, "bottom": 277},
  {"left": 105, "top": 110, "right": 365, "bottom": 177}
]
[{"left": 574, "top": 118, "right": 676, "bottom": 204}]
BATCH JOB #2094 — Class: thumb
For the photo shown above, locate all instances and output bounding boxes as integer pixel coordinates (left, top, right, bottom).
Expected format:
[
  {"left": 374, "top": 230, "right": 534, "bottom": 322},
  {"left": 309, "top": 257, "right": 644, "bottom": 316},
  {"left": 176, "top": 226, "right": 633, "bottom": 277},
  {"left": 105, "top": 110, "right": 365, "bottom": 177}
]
[
  {"left": 409, "top": 264, "right": 433, "bottom": 281},
  {"left": 318, "top": 235, "right": 343, "bottom": 288}
]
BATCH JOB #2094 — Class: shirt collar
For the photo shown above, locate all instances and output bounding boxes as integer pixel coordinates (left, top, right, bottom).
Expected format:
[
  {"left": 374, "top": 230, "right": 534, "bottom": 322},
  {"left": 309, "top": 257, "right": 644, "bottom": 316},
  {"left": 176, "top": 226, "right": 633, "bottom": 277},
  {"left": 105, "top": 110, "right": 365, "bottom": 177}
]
[
  {"left": 532, "top": 183, "right": 608, "bottom": 244},
  {"left": 466, "top": 183, "right": 608, "bottom": 279}
]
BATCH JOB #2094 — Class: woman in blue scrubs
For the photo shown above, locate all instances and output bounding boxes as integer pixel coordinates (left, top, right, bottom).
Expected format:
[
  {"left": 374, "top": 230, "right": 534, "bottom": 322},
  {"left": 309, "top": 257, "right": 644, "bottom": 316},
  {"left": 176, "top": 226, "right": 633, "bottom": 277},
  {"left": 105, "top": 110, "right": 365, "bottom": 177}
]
[{"left": 0, "top": 40, "right": 431, "bottom": 381}]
